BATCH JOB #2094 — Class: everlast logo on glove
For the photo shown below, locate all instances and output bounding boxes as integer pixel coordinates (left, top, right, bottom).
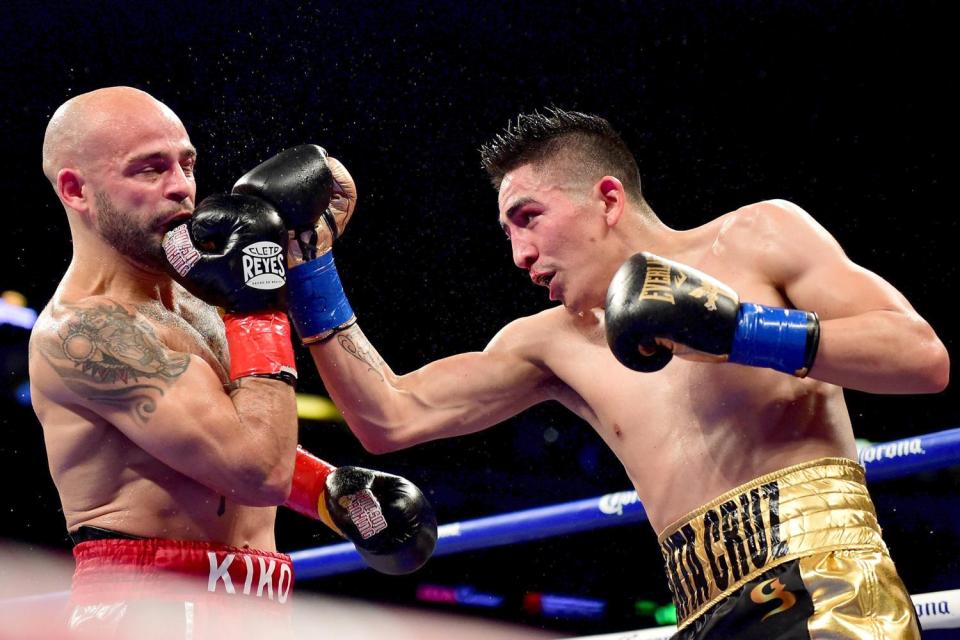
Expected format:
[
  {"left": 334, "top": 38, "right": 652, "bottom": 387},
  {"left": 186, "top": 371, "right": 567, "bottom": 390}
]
[
  {"left": 639, "top": 258, "right": 676, "bottom": 304},
  {"left": 242, "top": 241, "right": 285, "bottom": 290}
]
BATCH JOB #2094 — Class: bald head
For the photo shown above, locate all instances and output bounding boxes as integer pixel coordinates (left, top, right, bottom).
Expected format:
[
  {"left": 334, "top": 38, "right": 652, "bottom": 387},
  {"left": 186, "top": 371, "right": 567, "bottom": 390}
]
[{"left": 42, "top": 86, "right": 186, "bottom": 185}]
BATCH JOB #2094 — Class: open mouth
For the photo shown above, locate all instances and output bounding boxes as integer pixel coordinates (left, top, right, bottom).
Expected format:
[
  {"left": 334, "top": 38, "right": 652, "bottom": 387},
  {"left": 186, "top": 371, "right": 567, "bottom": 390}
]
[
  {"left": 161, "top": 212, "right": 192, "bottom": 234},
  {"left": 534, "top": 272, "right": 555, "bottom": 288}
]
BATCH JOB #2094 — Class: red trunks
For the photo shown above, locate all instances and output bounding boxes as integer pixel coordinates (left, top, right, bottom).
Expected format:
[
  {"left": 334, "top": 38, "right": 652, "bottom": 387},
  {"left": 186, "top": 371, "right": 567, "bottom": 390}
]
[{"left": 68, "top": 538, "right": 293, "bottom": 639}]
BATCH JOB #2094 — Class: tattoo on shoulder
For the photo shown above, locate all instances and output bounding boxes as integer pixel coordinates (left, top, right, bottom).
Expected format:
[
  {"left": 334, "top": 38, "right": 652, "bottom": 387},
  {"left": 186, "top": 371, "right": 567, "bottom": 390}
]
[
  {"left": 336, "top": 332, "right": 385, "bottom": 381},
  {"left": 37, "top": 301, "right": 190, "bottom": 423}
]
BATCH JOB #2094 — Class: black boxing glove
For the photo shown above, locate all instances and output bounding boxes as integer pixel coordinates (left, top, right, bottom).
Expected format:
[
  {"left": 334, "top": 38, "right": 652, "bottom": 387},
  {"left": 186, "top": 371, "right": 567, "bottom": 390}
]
[
  {"left": 605, "top": 252, "right": 819, "bottom": 376},
  {"left": 233, "top": 145, "right": 359, "bottom": 344},
  {"left": 286, "top": 447, "right": 438, "bottom": 575},
  {"left": 163, "top": 194, "right": 288, "bottom": 312},
  {"left": 232, "top": 144, "right": 336, "bottom": 262},
  {"left": 162, "top": 194, "right": 297, "bottom": 384}
]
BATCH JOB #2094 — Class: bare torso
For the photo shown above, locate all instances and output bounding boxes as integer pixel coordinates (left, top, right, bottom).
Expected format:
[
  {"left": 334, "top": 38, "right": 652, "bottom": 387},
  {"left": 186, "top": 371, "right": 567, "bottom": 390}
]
[
  {"left": 31, "top": 286, "right": 278, "bottom": 549},
  {"left": 526, "top": 213, "right": 856, "bottom": 532}
]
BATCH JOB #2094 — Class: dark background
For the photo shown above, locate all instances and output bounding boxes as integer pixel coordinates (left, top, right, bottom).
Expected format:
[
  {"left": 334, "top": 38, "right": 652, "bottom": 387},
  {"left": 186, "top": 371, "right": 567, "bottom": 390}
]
[{"left": 1, "top": 1, "right": 957, "bottom": 635}]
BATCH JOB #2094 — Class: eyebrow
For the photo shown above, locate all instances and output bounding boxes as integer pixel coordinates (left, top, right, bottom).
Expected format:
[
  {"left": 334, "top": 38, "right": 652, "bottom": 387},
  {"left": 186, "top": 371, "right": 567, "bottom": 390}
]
[
  {"left": 128, "top": 147, "right": 198, "bottom": 165},
  {"left": 499, "top": 197, "right": 538, "bottom": 233}
]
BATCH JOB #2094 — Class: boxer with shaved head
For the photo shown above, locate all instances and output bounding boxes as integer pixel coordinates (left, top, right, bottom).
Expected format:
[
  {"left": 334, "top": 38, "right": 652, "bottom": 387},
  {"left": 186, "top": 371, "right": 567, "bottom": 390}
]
[{"left": 30, "top": 87, "right": 435, "bottom": 639}]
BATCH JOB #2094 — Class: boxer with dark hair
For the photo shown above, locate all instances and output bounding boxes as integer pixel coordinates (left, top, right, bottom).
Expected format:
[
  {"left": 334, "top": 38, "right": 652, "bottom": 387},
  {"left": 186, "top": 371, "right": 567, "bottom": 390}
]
[
  {"left": 283, "top": 108, "right": 947, "bottom": 638},
  {"left": 29, "top": 87, "right": 435, "bottom": 639}
]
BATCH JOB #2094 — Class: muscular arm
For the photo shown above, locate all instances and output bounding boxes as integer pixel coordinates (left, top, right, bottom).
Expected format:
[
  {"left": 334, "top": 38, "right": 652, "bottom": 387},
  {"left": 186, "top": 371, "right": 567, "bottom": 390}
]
[
  {"left": 278, "top": 154, "right": 555, "bottom": 451},
  {"left": 30, "top": 298, "right": 298, "bottom": 505},
  {"left": 307, "top": 318, "right": 557, "bottom": 453},
  {"left": 743, "top": 200, "right": 949, "bottom": 393}
]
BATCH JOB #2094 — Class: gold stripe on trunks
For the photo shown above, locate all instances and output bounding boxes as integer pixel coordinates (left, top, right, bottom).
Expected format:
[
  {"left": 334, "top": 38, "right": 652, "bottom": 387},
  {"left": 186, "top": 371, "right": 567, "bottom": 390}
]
[{"left": 657, "top": 457, "right": 888, "bottom": 629}]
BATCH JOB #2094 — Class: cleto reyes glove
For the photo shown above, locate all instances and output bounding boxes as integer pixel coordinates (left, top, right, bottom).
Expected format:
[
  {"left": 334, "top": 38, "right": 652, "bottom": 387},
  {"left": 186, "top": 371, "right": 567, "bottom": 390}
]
[
  {"left": 162, "top": 193, "right": 296, "bottom": 384},
  {"left": 285, "top": 447, "right": 438, "bottom": 575}
]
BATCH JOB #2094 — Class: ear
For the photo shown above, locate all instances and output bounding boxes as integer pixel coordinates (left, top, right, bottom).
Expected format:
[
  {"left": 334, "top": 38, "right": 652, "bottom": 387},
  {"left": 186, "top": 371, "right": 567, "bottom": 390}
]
[
  {"left": 56, "top": 168, "right": 90, "bottom": 215},
  {"left": 596, "top": 176, "right": 625, "bottom": 227}
]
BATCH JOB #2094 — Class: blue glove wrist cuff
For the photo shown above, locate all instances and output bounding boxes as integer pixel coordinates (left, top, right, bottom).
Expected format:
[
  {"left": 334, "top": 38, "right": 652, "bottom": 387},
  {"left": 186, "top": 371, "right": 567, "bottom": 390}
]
[
  {"left": 287, "top": 252, "right": 355, "bottom": 342},
  {"left": 729, "top": 303, "right": 818, "bottom": 376}
]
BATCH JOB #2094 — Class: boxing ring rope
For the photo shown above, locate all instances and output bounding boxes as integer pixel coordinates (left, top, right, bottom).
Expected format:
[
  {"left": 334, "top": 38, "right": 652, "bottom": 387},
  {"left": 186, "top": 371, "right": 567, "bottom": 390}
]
[
  {"left": 293, "top": 425, "right": 960, "bottom": 578},
  {"left": 3, "top": 427, "right": 958, "bottom": 635},
  {"left": 568, "top": 587, "right": 960, "bottom": 639},
  {"left": 570, "top": 583, "right": 960, "bottom": 639}
]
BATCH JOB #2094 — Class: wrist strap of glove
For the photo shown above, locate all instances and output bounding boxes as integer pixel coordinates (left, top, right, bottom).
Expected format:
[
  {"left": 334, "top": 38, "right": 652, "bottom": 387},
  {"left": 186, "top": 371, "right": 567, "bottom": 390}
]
[
  {"left": 728, "top": 303, "right": 820, "bottom": 377},
  {"left": 285, "top": 447, "right": 342, "bottom": 535},
  {"left": 287, "top": 251, "right": 356, "bottom": 345},
  {"left": 290, "top": 209, "right": 339, "bottom": 264},
  {"left": 293, "top": 227, "right": 320, "bottom": 262},
  {"left": 223, "top": 312, "right": 298, "bottom": 385}
]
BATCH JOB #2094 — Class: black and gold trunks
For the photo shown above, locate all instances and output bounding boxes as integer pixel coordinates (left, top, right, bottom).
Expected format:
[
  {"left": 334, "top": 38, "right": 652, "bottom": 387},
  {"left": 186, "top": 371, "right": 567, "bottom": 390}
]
[{"left": 657, "top": 457, "right": 919, "bottom": 637}]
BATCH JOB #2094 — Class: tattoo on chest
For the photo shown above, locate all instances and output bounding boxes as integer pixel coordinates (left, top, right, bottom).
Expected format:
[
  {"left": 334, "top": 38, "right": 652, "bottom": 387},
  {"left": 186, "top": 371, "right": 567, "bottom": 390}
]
[
  {"left": 336, "top": 332, "right": 385, "bottom": 381},
  {"left": 137, "top": 300, "right": 229, "bottom": 372},
  {"left": 39, "top": 302, "right": 190, "bottom": 423},
  {"left": 218, "top": 495, "right": 226, "bottom": 516}
]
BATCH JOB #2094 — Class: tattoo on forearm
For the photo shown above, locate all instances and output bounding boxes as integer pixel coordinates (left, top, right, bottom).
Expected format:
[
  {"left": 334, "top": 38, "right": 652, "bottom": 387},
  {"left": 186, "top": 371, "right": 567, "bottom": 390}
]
[
  {"left": 336, "top": 333, "right": 385, "bottom": 381},
  {"left": 39, "top": 302, "right": 190, "bottom": 423}
]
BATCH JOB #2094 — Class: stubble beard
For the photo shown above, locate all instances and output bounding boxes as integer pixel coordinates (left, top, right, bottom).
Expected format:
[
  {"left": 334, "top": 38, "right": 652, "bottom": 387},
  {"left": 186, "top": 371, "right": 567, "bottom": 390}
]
[{"left": 94, "top": 191, "right": 170, "bottom": 272}]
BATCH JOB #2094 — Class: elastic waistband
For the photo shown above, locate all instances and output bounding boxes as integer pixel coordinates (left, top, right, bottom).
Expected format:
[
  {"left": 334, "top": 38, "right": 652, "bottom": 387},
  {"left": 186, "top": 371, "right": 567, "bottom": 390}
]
[
  {"left": 657, "top": 457, "right": 887, "bottom": 628},
  {"left": 72, "top": 537, "right": 294, "bottom": 606},
  {"left": 70, "top": 525, "right": 145, "bottom": 545}
]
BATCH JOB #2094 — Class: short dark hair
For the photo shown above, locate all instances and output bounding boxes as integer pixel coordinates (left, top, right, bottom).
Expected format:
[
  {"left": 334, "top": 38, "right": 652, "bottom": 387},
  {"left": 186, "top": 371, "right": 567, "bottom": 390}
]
[{"left": 479, "top": 107, "right": 643, "bottom": 200}]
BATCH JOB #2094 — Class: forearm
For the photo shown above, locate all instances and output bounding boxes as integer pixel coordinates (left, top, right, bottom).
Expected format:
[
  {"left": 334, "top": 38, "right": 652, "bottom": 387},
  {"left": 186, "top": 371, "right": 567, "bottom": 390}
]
[
  {"left": 606, "top": 252, "right": 950, "bottom": 393},
  {"left": 307, "top": 324, "right": 423, "bottom": 452},
  {"left": 227, "top": 377, "right": 299, "bottom": 500},
  {"left": 809, "top": 310, "right": 949, "bottom": 393},
  {"left": 162, "top": 196, "right": 303, "bottom": 503},
  {"left": 307, "top": 323, "right": 546, "bottom": 453},
  {"left": 284, "top": 258, "right": 430, "bottom": 449},
  {"left": 256, "top": 150, "right": 541, "bottom": 449}
]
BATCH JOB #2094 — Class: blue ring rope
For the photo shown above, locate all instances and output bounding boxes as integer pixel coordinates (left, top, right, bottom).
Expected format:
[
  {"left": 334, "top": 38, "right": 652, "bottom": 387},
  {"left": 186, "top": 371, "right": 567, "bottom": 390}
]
[
  {"left": 3, "top": 427, "right": 958, "bottom": 606},
  {"left": 290, "top": 426, "right": 960, "bottom": 580}
]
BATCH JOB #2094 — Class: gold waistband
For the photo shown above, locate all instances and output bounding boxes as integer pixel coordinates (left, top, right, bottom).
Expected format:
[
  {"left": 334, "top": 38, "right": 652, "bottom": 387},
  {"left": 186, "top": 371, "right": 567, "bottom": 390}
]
[{"left": 657, "top": 457, "right": 887, "bottom": 627}]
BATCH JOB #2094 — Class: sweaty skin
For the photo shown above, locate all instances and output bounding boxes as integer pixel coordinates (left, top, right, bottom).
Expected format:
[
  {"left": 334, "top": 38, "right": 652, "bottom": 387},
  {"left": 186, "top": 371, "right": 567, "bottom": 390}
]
[
  {"left": 304, "top": 159, "right": 947, "bottom": 533},
  {"left": 30, "top": 87, "right": 298, "bottom": 549}
]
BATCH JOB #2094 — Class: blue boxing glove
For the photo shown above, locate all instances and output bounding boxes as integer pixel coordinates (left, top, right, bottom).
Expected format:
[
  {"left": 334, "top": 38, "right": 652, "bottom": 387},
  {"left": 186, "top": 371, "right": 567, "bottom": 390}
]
[
  {"left": 605, "top": 252, "right": 820, "bottom": 376},
  {"left": 233, "top": 146, "right": 359, "bottom": 344}
]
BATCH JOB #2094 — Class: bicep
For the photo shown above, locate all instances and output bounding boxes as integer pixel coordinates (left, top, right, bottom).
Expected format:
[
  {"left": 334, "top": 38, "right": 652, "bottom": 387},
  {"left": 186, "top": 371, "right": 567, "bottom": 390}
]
[
  {"left": 752, "top": 201, "right": 948, "bottom": 391},
  {"left": 388, "top": 325, "right": 557, "bottom": 443},
  {"left": 756, "top": 201, "right": 915, "bottom": 319},
  {"left": 403, "top": 350, "right": 550, "bottom": 418}
]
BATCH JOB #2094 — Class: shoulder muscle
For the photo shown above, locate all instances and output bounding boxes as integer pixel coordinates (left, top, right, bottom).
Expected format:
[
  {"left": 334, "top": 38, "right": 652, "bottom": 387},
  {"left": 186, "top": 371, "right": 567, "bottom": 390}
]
[
  {"left": 30, "top": 297, "right": 190, "bottom": 422},
  {"left": 721, "top": 199, "right": 848, "bottom": 287}
]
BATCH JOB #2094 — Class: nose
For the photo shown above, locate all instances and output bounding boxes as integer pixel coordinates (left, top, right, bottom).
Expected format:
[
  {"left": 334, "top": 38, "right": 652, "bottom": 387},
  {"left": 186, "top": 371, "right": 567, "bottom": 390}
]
[
  {"left": 164, "top": 163, "right": 194, "bottom": 206},
  {"left": 511, "top": 234, "right": 538, "bottom": 271}
]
